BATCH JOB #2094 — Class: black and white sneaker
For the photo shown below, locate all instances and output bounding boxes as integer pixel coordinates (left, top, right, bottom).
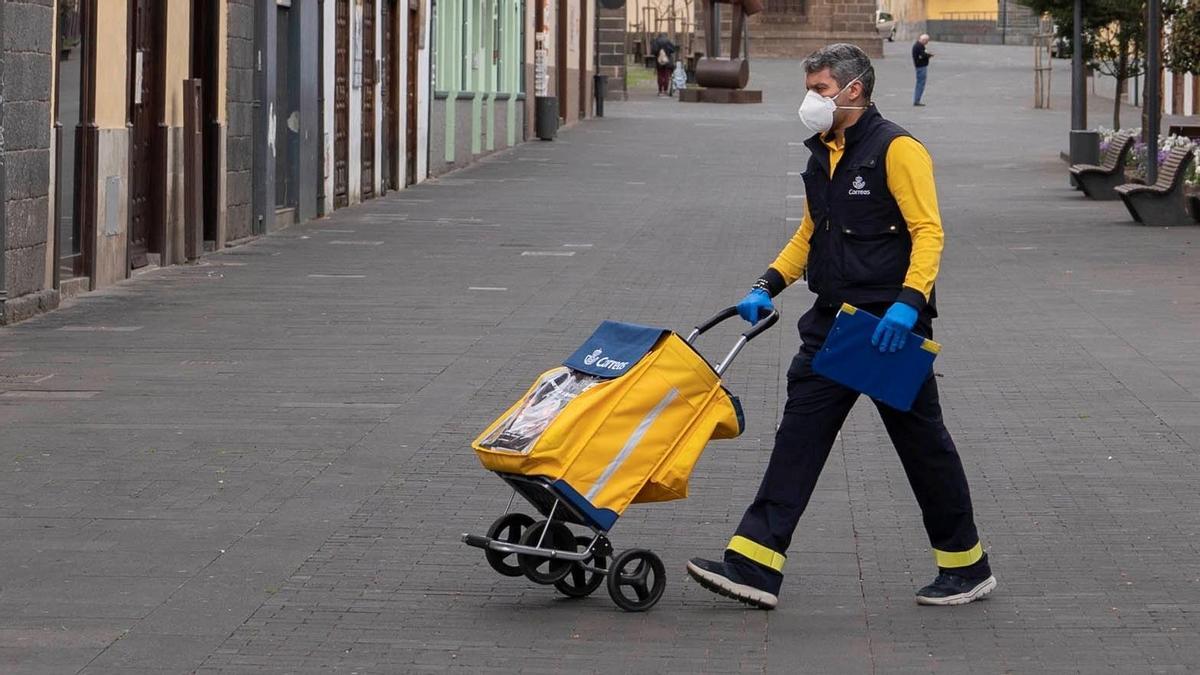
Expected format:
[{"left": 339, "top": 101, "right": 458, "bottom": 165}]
[
  {"left": 686, "top": 558, "right": 778, "bottom": 609},
  {"left": 915, "top": 572, "right": 997, "bottom": 606}
]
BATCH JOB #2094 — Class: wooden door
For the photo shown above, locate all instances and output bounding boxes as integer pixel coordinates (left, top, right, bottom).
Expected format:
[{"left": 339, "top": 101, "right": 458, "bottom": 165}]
[
  {"left": 129, "top": 0, "right": 162, "bottom": 269},
  {"left": 362, "top": 0, "right": 377, "bottom": 199},
  {"left": 382, "top": 0, "right": 399, "bottom": 192},
  {"left": 274, "top": 5, "right": 294, "bottom": 208},
  {"left": 578, "top": 0, "right": 587, "bottom": 118},
  {"left": 406, "top": 6, "right": 418, "bottom": 186},
  {"left": 191, "top": 0, "right": 220, "bottom": 242},
  {"left": 557, "top": 0, "right": 568, "bottom": 121},
  {"left": 334, "top": 0, "right": 350, "bottom": 208},
  {"left": 56, "top": 0, "right": 93, "bottom": 280}
]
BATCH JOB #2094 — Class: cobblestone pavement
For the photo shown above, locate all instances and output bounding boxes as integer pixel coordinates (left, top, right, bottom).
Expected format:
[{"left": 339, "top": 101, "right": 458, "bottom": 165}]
[{"left": 2, "top": 42, "right": 1199, "bottom": 674}]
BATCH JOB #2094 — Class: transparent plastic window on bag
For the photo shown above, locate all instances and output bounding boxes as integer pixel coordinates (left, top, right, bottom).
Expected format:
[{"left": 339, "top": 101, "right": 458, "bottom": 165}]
[{"left": 481, "top": 367, "right": 602, "bottom": 454}]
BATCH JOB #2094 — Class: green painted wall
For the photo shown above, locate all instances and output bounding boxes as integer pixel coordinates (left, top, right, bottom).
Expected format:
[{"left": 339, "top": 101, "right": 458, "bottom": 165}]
[{"left": 434, "top": 0, "right": 525, "bottom": 165}]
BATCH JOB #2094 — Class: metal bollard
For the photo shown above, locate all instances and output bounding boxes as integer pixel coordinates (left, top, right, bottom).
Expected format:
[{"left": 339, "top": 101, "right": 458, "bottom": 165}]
[
  {"left": 593, "top": 74, "right": 608, "bottom": 118},
  {"left": 1068, "top": 129, "right": 1100, "bottom": 188},
  {"left": 535, "top": 96, "right": 558, "bottom": 141}
]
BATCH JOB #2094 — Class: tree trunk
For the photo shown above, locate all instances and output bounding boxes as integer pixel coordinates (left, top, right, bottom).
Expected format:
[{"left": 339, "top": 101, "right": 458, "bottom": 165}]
[
  {"left": 1114, "top": 76, "right": 1124, "bottom": 128},
  {"left": 1114, "top": 45, "right": 1129, "bottom": 129}
]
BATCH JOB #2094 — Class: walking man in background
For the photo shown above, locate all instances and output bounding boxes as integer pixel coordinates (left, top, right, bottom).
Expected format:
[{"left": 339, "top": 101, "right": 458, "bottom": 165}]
[
  {"left": 912, "top": 34, "right": 933, "bottom": 106},
  {"left": 686, "top": 43, "right": 996, "bottom": 611},
  {"left": 650, "top": 33, "right": 677, "bottom": 97}
]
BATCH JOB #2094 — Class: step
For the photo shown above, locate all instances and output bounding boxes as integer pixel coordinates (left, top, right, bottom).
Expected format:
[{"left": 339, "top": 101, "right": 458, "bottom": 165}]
[{"left": 58, "top": 276, "right": 91, "bottom": 301}]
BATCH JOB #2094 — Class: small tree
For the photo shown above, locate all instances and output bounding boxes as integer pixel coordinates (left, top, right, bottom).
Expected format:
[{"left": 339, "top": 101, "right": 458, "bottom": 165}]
[
  {"left": 1015, "top": 0, "right": 1184, "bottom": 128},
  {"left": 1088, "top": 4, "right": 1147, "bottom": 129},
  {"left": 1166, "top": 3, "right": 1200, "bottom": 75}
]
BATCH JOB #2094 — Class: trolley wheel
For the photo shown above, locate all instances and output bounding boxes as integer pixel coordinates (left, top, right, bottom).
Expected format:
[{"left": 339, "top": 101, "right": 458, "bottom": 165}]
[
  {"left": 554, "top": 535, "right": 611, "bottom": 599},
  {"left": 484, "top": 513, "right": 536, "bottom": 577},
  {"left": 606, "top": 549, "right": 666, "bottom": 612},
  {"left": 517, "top": 520, "right": 576, "bottom": 585}
]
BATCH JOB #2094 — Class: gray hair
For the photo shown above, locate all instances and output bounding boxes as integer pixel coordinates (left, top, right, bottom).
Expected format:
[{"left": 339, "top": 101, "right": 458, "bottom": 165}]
[{"left": 802, "top": 43, "right": 875, "bottom": 100}]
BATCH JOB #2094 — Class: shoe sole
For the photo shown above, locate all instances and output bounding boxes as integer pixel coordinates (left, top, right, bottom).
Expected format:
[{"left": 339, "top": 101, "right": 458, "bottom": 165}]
[
  {"left": 916, "top": 575, "right": 997, "bottom": 606},
  {"left": 686, "top": 561, "right": 778, "bottom": 610}
]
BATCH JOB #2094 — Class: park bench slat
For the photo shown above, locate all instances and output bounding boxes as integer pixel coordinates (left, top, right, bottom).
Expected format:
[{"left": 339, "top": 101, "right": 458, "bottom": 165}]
[
  {"left": 1114, "top": 146, "right": 1196, "bottom": 227},
  {"left": 1070, "top": 131, "right": 1135, "bottom": 200}
]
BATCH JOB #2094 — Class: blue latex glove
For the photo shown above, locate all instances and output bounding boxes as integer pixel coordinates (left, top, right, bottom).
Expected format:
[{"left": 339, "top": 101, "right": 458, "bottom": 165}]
[
  {"left": 736, "top": 289, "right": 775, "bottom": 325},
  {"left": 871, "top": 302, "right": 919, "bottom": 353}
]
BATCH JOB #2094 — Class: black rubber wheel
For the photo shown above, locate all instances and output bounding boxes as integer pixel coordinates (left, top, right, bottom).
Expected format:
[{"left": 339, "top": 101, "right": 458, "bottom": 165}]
[
  {"left": 484, "top": 513, "right": 535, "bottom": 577},
  {"left": 606, "top": 549, "right": 666, "bottom": 612},
  {"left": 554, "top": 535, "right": 610, "bottom": 598},
  {"left": 517, "top": 520, "right": 576, "bottom": 584}
]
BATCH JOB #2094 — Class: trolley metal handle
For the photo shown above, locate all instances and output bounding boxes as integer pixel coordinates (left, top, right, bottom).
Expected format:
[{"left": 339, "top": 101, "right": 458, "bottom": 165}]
[{"left": 686, "top": 306, "right": 781, "bottom": 376}]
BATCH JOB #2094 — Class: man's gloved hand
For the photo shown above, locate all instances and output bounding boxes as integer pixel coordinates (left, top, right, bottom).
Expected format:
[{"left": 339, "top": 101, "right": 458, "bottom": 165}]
[
  {"left": 871, "top": 302, "right": 919, "bottom": 353},
  {"left": 736, "top": 289, "right": 775, "bottom": 325}
]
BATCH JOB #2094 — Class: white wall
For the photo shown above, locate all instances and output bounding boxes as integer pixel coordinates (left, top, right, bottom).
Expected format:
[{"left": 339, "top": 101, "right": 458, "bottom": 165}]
[
  {"left": 374, "top": 0, "right": 383, "bottom": 196},
  {"left": 416, "top": 3, "right": 431, "bottom": 183},
  {"left": 1165, "top": 71, "right": 1197, "bottom": 116},
  {"left": 1092, "top": 70, "right": 1199, "bottom": 122},
  {"left": 322, "top": 0, "right": 335, "bottom": 214},
  {"left": 348, "top": 0, "right": 363, "bottom": 203}
]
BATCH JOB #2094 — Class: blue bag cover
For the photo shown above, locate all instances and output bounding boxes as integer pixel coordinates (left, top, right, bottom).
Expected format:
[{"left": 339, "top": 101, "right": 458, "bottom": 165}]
[
  {"left": 811, "top": 305, "right": 940, "bottom": 412},
  {"left": 564, "top": 321, "right": 670, "bottom": 378}
]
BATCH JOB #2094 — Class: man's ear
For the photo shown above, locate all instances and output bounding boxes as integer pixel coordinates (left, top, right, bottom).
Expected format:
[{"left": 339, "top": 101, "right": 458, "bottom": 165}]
[{"left": 849, "top": 80, "right": 865, "bottom": 103}]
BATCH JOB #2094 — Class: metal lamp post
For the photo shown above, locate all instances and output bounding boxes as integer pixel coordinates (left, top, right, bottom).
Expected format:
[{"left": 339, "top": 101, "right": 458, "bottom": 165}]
[
  {"left": 1071, "top": 0, "right": 1086, "bottom": 131},
  {"left": 1067, "top": 0, "right": 1099, "bottom": 180},
  {"left": 1145, "top": 0, "right": 1162, "bottom": 185}
]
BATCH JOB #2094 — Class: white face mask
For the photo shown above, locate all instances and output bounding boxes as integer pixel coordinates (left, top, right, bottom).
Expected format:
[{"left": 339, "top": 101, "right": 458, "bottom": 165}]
[{"left": 797, "top": 69, "right": 870, "bottom": 134}]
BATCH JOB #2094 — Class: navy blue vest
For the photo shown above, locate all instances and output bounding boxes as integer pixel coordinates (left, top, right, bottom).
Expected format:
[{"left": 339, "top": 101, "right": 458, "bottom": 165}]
[{"left": 801, "top": 106, "right": 935, "bottom": 315}]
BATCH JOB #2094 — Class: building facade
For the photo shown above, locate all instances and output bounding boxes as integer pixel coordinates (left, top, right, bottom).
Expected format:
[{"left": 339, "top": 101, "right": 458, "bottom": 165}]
[
  {"left": 2, "top": 0, "right": 59, "bottom": 323},
  {"left": 696, "top": 0, "right": 883, "bottom": 60},
  {"left": 0, "top": 0, "right": 597, "bottom": 326},
  {"left": 321, "top": 0, "right": 432, "bottom": 210},
  {"left": 596, "top": 3, "right": 629, "bottom": 102},
  {"left": 429, "top": 0, "right": 526, "bottom": 176},
  {"left": 426, "top": 0, "right": 595, "bottom": 177},
  {"left": 1164, "top": 72, "right": 1199, "bottom": 118},
  {"left": 883, "top": 0, "right": 1039, "bottom": 44},
  {"left": 0, "top": 0, "right": 239, "bottom": 313}
]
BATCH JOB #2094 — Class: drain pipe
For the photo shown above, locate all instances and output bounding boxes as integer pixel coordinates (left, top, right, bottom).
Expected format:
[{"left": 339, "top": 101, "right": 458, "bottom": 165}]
[{"left": 0, "top": 0, "right": 9, "bottom": 321}]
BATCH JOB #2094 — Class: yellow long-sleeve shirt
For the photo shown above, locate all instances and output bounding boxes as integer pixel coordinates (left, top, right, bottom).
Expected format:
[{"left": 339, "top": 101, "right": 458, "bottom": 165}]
[{"left": 768, "top": 134, "right": 944, "bottom": 305}]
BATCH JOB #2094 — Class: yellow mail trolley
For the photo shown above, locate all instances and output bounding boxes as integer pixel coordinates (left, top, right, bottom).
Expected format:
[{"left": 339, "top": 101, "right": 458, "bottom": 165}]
[{"left": 462, "top": 307, "right": 779, "bottom": 611}]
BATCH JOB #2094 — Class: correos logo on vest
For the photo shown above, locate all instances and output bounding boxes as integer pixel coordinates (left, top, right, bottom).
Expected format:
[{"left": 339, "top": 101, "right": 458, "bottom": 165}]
[{"left": 849, "top": 175, "right": 871, "bottom": 196}]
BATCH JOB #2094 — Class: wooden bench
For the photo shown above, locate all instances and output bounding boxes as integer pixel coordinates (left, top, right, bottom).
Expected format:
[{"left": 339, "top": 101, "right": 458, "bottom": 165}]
[
  {"left": 1069, "top": 131, "right": 1134, "bottom": 200},
  {"left": 1115, "top": 146, "right": 1196, "bottom": 227},
  {"left": 1168, "top": 124, "right": 1200, "bottom": 141}
]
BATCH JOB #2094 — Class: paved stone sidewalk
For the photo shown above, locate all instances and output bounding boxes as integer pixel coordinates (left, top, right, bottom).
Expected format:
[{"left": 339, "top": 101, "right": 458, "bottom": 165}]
[{"left": 2, "top": 43, "right": 1199, "bottom": 673}]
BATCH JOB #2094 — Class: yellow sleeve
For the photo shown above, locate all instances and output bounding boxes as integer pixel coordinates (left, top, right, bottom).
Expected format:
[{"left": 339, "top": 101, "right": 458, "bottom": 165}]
[
  {"left": 885, "top": 136, "right": 944, "bottom": 304},
  {"left": 767, "top": 200, "right": 815, "bottom": 287}
]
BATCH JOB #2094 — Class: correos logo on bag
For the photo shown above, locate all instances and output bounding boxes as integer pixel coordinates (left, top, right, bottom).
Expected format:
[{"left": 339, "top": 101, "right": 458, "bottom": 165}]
[{"left": 583, "top": 348, "right": 630, "bottom": 372}]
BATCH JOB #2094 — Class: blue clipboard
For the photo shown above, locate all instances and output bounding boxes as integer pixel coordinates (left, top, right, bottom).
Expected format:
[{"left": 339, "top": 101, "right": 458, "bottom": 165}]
[{"left": 811, "top": 304, "right": 941, "bottom": 412}]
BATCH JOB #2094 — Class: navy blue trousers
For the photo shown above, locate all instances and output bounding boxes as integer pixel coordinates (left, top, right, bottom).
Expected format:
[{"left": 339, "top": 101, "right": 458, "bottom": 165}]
[{"left": 726, "top": 304, "right": 989, "bottom": 595}]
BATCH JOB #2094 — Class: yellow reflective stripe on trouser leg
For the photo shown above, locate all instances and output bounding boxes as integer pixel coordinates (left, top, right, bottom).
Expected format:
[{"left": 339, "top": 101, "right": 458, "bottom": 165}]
[
  {"left": 933, "top": 542, "right": 984, "bottom": 569},
  {"left": 727, "top": 536, "right": 787, "bottom": 572}
]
